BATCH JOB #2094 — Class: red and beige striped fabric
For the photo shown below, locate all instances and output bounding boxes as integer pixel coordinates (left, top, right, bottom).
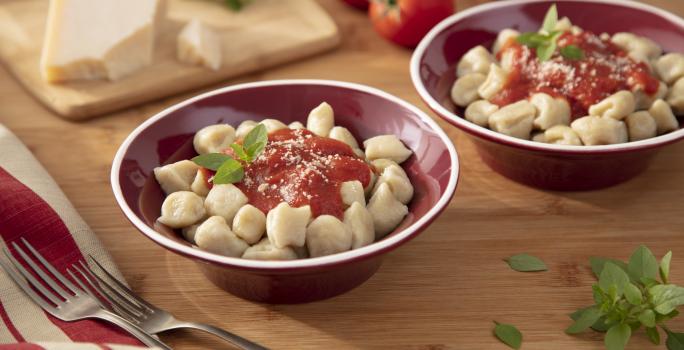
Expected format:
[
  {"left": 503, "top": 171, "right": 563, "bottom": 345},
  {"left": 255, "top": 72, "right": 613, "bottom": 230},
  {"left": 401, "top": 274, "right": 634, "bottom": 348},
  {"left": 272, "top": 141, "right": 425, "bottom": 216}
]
[{"left": 0, "top": 124, "right": 154, "bottom": 349}]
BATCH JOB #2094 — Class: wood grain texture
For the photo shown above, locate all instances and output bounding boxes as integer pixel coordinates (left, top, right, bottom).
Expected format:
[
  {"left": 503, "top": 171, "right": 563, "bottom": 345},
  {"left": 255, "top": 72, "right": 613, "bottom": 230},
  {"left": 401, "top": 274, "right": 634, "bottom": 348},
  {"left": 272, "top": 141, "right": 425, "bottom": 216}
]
[
  {"left": 1, "top": 0, "right": 684, "bottom": 349},
  {"left": 0, "top": 0, "right": 339, "bottom": 120}
]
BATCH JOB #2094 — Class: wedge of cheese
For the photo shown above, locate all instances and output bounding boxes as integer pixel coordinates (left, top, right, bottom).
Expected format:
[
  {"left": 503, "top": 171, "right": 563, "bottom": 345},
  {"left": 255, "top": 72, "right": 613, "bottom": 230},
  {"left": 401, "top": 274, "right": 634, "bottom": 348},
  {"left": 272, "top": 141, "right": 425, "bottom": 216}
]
[
  {"left": 40, "top": 0, "right": 166, "bottom": 83},
  {"left": 177, "top": 19, "right": 222, "bottom": 71}
]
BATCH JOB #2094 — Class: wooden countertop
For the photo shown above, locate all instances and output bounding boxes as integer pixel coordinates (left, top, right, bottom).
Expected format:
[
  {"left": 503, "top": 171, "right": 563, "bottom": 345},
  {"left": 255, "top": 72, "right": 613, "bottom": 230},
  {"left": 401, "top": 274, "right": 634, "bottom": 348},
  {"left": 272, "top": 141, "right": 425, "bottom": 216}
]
[{"left": 1, "top": 0, "right": 683, "bottom": 349}]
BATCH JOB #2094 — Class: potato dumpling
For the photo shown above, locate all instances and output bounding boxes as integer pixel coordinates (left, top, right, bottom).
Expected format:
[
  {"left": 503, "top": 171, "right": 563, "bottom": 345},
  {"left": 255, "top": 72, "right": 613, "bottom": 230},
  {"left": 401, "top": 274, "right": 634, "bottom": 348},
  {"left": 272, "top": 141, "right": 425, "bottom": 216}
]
[
  {"left": 655, "top": 53, "right": 684, "bottom": 84},
  {"left": 158, "top": 191, "right": 205, "bottom": 228},
  {"left": 465, "top": 100, "right": 499, "bottom": 127},
  {"left": 363, "top": 135, "right": 412, "bottom": 164},
  {"left": 236, "top": 120, "right": 257, "bottom": 140},
  {"left": 232, "top": 204, "right": 266, "bottom": 244},
  {"left": 648, "top": 99, "right": 679, "bottom": 135},
  {"left": 530, "top": 93, "right": 571, "bottom": 130},
  {"left": 190, "top": 169, "right": 211, "bottom": 197},
  {"left": 266, "top": 202, "right": 311, "bottom": 248},
  {"left": 488, "top": 100, "right": 536, "bottom": 139},
  {"left": 242, "top": 238, "right": 298, "bottom": 261},
  {"left": 373, "top": 164, "right": 413, "bottom": 205},
  {"left": 307, "top": 102, "right": 334, "bottom": 137},
  {"left": 478, "top": 64, "right": 508, "bottom": 101},
  {"left": 288, "top": 121, "right": 305, "bottom": 130},
  {"left": 370, "top": 158, "right": 398, "bottom": 174},
  {"left": 666, "top": 77, "right": 684, "bottom": 115},
  {"left": 492, "top": 28, "right": 519, "bottom": 55},
  {"left": 611, "top": 32, "right": 662, "bottom": 60},
  {"left": 182, "top": 223, "right": 201, "bottom": 244},
  {"left": 544, "top": 125, "right": 582, "bottom": 146},
  {"left": 625, "top": 111, "right": 657, "bottom": 141},
  {"left": 588, "top": 91, "right": 636, "bottom": 120},
  {"left": 531, "top": 132, "right": 546, "bottom": 143},
  {"left": 261, "top": 119, "right": 288, "bottom": 133},
  {"left": 571, "top": 116, "right": 628, "bottom": 145},
  {"left": 344, "top": 202, "right": 374, "bottom": 249},
  {"left": 204, "top": 184, "right": 248, "bottom": 223},
  {"left": 634, "top": 82, "right": 667, "bottom": 110},
  {"left": 451, "top": 73, "right": 486, "bottom": 107},
  {"left": 340, "top": 180, "right": 365, "bottom": 207},
  {"left": 328, "top": 126, "right": 359, "bottom": 149},
  {"left": 306, "top": 215, "right": 352, "bottom": 258},
  {"left": 456, "top": 45, "right": 494, "bottom": 77},
  {"left": 193, "top": 124, "right": 236, "bottom": 154},
  {"left": 154, "top": 160, "right": 199, "bottom": 195},
  {"left": 367, "top": 183, "right": 408, "bottom": 239},
  {"left": 194, "top": 216, "right": 248, "bottom": 257}
]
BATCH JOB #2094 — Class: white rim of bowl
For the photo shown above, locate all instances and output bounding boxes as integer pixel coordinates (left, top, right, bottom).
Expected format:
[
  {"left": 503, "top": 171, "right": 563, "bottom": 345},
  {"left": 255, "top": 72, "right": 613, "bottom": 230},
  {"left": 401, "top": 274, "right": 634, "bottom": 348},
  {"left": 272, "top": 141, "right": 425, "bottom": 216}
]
[
  {"left": 111, "top": 79, "right": 460, "bottom": 270},
  {"left": 410, "top": 0, "right": 684, "bottom": 153}
]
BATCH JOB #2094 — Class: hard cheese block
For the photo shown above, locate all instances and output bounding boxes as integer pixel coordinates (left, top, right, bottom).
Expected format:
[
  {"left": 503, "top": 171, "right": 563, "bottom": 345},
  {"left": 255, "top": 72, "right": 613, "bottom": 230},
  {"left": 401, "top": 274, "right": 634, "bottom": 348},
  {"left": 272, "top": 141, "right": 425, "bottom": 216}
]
[
  {"left": 177, "top": 19, "right": 221, "bottom": 71},
  {"left": 0, "top": 0, "right": 339, "bottom": 119},
  {"left": 41, "top": 0, "right": 166, "bottom": 82}
]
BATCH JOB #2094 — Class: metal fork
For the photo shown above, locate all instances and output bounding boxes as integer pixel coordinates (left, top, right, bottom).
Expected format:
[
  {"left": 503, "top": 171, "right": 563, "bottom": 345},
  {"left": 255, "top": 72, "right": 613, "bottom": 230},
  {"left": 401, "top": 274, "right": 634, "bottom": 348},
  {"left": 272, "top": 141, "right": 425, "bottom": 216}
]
[
  {"left": 77, "top": 255, "right": 269, "bottom": 350},
  {"left": 0, "top": 239, "right": 171, "bottom": 350}
]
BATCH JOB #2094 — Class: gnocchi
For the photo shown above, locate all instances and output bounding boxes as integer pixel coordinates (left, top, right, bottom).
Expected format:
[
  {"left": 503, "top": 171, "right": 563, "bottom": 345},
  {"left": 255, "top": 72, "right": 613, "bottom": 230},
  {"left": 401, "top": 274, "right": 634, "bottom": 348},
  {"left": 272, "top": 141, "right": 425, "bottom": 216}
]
[
  {"left": 155, "top": 102, "right": 415, "bottom": 260},
  {"left": 451, "top": 15, "right": 681, "bottom": 145}
]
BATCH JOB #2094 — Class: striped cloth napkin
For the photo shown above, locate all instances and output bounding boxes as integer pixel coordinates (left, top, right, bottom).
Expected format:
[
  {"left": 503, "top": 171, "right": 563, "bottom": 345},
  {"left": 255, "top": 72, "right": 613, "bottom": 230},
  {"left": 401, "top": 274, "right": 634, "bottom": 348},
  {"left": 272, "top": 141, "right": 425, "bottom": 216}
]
[{"left": 0, "top": 124, "right": 154, "bottom": 349}]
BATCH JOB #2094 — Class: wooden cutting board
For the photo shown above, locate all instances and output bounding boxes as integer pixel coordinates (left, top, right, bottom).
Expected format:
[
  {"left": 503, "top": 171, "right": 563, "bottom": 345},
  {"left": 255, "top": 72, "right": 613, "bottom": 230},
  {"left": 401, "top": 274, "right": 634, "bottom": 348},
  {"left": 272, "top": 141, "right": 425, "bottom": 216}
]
[{"left": 0, "top": 0, "right": 340, "bottom": 120}]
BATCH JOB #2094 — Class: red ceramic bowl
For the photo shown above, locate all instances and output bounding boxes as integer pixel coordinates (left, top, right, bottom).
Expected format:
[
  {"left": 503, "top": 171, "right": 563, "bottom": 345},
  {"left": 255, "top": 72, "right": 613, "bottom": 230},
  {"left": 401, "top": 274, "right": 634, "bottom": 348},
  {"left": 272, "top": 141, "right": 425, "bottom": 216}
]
[
  {"left": 411, "top": 0, "right": 684, "bottom": 191},
  {"left": 111, "top": 80, "right": 459, "bottom": 304}
]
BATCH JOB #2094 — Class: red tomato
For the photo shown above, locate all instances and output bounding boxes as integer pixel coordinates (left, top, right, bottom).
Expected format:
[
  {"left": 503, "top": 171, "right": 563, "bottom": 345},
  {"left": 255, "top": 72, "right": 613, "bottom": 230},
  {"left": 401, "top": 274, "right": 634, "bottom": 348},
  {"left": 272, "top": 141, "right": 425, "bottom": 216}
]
[
  {"left": 342, "top": 0, "right": 369, "bottom": 10},
  {"left": 369, "top": 0, "right": 454, "bottom": 48}
]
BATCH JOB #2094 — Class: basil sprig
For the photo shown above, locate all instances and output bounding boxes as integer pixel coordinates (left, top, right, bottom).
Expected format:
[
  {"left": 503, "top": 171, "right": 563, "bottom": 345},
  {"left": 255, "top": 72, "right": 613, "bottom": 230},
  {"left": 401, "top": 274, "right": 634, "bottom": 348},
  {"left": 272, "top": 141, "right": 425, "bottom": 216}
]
[
  {"left": 191, "top": 123, "right": 267, "bottom": 185},
  {"left": 566, "top": 245, "right": 684, "bottom": 350},
  {"left": 516, "top": 4, "right": 585, "bottom": 61}
]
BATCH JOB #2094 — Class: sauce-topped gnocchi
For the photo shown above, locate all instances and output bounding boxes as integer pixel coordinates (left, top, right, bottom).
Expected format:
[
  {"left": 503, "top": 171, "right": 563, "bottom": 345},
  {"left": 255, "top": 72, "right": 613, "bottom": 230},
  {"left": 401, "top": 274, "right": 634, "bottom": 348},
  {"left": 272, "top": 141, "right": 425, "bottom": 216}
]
[
  {"left": 153, "top": 102, "right": 415, "bottom": 260},
  {"left": 452, "top": 8, "right": 682, "bottom": 145}
]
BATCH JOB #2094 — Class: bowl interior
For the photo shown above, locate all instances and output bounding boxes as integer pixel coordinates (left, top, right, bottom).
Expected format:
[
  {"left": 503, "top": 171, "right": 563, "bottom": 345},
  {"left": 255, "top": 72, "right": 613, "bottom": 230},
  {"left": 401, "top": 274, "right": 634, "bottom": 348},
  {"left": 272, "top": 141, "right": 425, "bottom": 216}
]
[
  {"left": 416, "top": 0, "right": 684, "bottom": 130},
  {"left": 116, "top": 82, "right": 455, "bottom": 262}
]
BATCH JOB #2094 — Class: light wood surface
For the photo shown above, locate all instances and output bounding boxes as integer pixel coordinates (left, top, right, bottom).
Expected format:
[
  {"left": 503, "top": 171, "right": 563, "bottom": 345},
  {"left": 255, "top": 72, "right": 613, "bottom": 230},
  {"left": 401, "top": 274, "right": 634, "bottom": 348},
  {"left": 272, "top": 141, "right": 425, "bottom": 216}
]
[
  {"left": 0, "top": 0, "right": 339, "bottom": 120},
  {"left": 1, "top": 0, "right": 684, "bottom": 349}
]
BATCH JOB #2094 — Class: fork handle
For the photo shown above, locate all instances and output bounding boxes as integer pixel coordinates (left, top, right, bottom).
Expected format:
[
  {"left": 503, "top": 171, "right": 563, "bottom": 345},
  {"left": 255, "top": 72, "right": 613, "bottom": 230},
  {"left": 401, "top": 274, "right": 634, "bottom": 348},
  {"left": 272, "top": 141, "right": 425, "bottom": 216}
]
[
  {"left": 95, "top": 310, "right": 172, "bottom": 350},
  {"left": 169, "top": 321, "right": 269, "bottom": 350}
]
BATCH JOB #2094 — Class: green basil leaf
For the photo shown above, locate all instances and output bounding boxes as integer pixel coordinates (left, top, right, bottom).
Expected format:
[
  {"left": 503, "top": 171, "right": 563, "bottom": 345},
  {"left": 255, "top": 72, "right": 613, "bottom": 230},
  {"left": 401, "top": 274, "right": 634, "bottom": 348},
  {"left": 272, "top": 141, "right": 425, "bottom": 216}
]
[
  {"left": 599, "top": 262, "right": 630, "bottom": 297},
  {"left": 628, "top": 245, "right": 659, "bottom": 282},
  {"left": 516, "top": 32, "right": 549, "bottom": 48},
  {"left": 493, "top": 322, "right": 522, "bottom": 350},
  {"left": 657, "top": 310, "right": 680, "bottom": 324},
  {"left": 566, "top": 306, "right": 601, "bottom": 334},
  {"left": 641, "top": 277, "right": 661, "bottom": 288},
  {"left": 638, "top": 309, "right": 656, "bottom": 328},
  {"left": 504, "top": 254, "right": 547, "bottom": 272},
  {"left": 212, "top": 158, "right": 244, "bottom": 184},
  {"left": 590, "top": 257, "right": 629, "bottom": 280},
  {"left": 661, "top": 251, "right": 673, "bottom": 284},
  {"left": 536, "top": 41, "right": 557, "bottom": 61},
  {"left": 192, "top": 153, "right": 234, "bottom": 171},
  {"left": 667, "top": 329, "right": 684, "bottom": 350},
  {"left": 649, "top": 284, "right": 684, "bottom": 315},
  {"left": 230, "top": 144, "right": 251, "bottom": 162},
  {"left": 624, "top": 283, "right": 643, "bottom": 305},
  {"left": 605, "top": 323, "right": 631, "bottom": 350},
  {"left": 570, "top": 307, "right": 612, "bottom": 332},
  {"left": 225, "top": 0, "right": 249, "bottom": 11},
  {"left": 542, "top": 4, "right": 558, "bottom": 34},
  {"left": 646, "top": 326, "right": 661, "bottom": 345},
  {"left": 560, "top": 45, "right": 584, "bottom": 60},
  {"left": 243, "top": 123, "right": 268, "bottom": 159},
  {"left": 592, "top": 284, "right": 605, "bottom": 304}
]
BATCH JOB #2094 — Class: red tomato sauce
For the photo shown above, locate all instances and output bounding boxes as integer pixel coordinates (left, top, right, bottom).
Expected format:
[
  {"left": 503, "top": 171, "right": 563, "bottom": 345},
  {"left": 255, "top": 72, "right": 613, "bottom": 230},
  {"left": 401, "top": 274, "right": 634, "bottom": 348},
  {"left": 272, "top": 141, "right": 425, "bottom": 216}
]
[
  {"left": 492, "top": 31, "right": 661, "bottom": 119},
  {"left": 232, "top": 128, "right": 372, "bottom": 219}
]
